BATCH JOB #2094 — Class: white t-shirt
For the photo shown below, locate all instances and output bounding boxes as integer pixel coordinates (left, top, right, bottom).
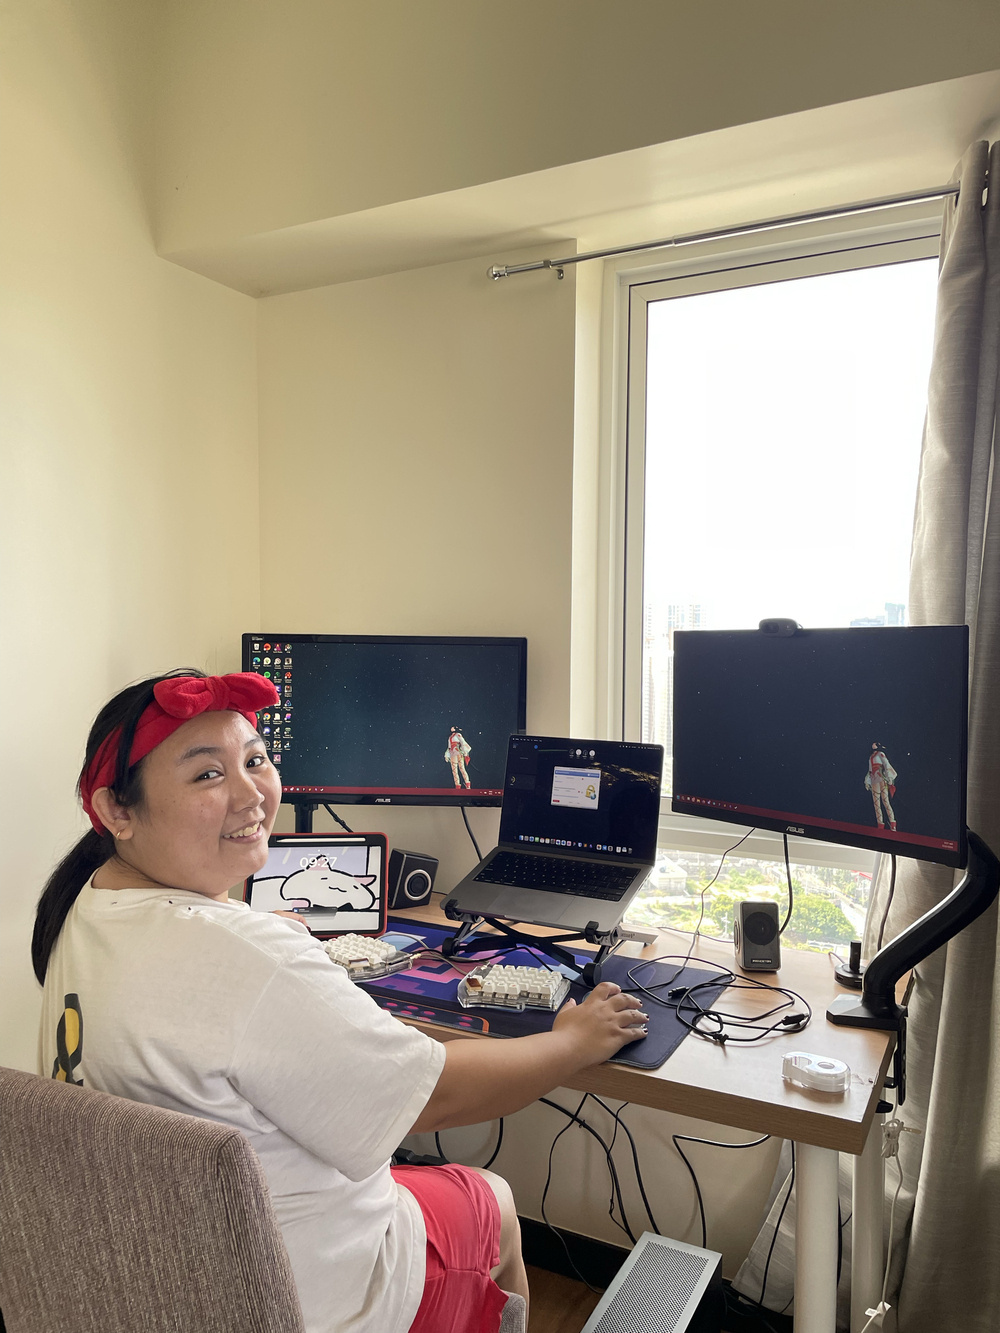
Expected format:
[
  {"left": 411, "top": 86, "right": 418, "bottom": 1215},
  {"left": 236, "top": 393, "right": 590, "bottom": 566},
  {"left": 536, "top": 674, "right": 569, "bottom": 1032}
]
[{"left": 38, "top": 884, "right": 447, "bottom": 1333}]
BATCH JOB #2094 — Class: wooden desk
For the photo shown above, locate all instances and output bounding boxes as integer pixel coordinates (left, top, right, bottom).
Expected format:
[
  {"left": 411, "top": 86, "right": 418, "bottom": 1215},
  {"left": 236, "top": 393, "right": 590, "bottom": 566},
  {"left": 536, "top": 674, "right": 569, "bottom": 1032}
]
[{"left": 393, "top": 897, "right": 894, "bottom": 1333}]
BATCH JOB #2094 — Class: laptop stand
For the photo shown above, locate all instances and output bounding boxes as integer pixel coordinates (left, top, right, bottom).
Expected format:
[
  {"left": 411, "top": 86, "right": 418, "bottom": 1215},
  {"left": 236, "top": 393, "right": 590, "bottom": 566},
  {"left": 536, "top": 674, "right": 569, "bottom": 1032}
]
[{"left": 439, "top": 897, "right": 624, "bottom": 985}]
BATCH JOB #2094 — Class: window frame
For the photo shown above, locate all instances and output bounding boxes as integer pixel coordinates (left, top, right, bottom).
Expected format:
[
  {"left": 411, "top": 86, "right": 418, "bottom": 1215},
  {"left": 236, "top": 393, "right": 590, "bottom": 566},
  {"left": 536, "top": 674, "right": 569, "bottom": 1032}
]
[{"left": 596, "top": 204, "right": 942, "bottom": 873}]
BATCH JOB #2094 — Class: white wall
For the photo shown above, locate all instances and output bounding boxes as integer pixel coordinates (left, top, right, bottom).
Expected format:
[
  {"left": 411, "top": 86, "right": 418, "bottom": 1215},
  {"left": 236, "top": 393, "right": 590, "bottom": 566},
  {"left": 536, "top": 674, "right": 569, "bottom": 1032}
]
[
  {"left": 154, "top": 0, "right": 1000, "bottom": 255},
  {"left": 0, "top": 0, "right": 259, "bottom": 1071},
  {"left": 256, "top": 245, "right": 577, "bottom": 878}
]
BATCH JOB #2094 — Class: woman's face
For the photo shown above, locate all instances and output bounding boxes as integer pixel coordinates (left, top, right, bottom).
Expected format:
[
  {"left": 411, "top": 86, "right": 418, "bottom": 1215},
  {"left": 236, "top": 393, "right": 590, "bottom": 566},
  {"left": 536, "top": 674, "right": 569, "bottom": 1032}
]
[{"left": 114, "top": 710, "right": 281, "bottom": 900}]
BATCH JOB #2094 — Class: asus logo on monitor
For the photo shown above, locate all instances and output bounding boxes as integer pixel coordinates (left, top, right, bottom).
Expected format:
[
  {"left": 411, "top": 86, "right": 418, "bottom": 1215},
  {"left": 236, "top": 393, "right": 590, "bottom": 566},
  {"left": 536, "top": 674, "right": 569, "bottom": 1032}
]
[{"left": 786, "top": 825, "right": 805, "bottom": 834}]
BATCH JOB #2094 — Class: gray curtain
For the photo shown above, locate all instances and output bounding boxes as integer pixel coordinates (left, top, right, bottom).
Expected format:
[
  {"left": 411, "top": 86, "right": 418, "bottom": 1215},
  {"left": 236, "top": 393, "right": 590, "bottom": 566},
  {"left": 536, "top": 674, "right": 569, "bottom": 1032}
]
[
  {"left": 734, "top": 140, "right": 1000, "bottom": 1332},
  {"left": 871, "top": 137, "right": 1000, "bottom": 1333}
]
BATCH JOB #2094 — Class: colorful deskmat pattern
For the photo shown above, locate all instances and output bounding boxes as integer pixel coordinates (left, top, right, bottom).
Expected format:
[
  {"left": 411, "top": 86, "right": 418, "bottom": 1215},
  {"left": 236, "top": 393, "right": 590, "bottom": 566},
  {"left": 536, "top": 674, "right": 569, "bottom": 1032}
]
[{"left": 367, "top": 920, "right": 728, "bottom": 1069}]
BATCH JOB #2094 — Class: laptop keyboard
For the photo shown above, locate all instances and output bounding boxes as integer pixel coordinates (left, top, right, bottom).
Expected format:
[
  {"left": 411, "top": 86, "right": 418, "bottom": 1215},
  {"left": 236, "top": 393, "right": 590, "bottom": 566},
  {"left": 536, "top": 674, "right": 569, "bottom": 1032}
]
[{"left": 473, "top": 851, "right": 637, "bottom": 902}]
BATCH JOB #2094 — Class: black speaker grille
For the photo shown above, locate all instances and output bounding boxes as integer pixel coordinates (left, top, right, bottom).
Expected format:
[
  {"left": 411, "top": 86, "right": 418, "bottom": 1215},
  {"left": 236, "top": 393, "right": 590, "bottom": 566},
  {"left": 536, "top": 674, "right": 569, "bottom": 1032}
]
[
  {"left": 591, "top": 1243, "right": 714, "bottom": 1332},
  {"left": 744, "top": 910, "right": 777, "bottom": 946},
  {"left": 403, "top": 869, "right": 432, "bottom": 901}
]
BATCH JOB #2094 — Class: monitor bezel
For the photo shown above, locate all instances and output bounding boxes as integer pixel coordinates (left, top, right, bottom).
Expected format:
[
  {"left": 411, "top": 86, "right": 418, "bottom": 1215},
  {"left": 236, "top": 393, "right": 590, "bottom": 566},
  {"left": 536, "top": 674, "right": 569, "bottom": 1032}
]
[
  {"left": 669, "top": 626, "right": 969, "bottom": 871},
  {"left": 241, "top": 632, "right": 527, "bottom": 808}
]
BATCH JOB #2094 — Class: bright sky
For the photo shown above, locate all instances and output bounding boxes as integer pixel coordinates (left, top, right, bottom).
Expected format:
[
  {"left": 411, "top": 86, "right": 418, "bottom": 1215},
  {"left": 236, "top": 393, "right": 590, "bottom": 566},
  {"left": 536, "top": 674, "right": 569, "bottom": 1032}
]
[{"left": 643, "top": 258, "right": 939, "bottom": 630}]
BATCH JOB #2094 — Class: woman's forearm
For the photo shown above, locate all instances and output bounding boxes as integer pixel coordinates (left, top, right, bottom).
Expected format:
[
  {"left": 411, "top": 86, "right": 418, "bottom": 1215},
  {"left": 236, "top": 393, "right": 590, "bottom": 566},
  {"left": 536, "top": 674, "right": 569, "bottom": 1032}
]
[{"left": 409, "top": 982, "right": 646, "bottom": 1132}]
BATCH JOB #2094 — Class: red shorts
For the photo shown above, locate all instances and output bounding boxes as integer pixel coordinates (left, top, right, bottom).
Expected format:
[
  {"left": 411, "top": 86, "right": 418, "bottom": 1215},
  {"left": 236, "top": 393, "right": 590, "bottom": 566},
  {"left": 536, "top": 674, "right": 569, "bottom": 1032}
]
[{"left": 391, "top": 1163, "right": 509, "bottom": 1333}]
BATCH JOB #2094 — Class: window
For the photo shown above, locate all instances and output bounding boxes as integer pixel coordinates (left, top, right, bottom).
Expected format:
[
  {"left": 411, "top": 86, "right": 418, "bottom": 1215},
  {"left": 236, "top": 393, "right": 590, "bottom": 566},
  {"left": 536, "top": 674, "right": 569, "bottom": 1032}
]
[{"left": 609, "top": 223, "right": 940, "bottom": 947}]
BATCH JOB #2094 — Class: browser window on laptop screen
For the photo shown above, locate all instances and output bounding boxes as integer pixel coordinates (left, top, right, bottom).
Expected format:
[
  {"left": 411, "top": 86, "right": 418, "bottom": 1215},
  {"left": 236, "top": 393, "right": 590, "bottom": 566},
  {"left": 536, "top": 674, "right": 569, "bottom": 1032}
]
[{"left": 500, "top": 737, "right": 663, "bottom": 862}]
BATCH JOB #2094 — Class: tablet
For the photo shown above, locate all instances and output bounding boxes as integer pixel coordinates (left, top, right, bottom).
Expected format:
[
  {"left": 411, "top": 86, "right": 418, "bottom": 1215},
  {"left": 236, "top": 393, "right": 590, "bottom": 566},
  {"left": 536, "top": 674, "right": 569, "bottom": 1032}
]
[{"left": 244, "top": 832, "right": 387, "bottom": 938}]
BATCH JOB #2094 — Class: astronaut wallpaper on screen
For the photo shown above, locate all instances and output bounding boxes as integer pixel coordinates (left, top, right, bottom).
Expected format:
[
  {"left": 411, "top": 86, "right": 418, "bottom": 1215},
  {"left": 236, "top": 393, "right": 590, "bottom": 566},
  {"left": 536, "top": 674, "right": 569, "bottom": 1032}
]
[
  {"left": 258, "top": 639, "right": 523, "bottom": 797},
  {"left": 671, "top": 627, "right": 967, "bottom": 864},
  {"left": 444, "top": 726, "right": 472, "bottom": 789},
  {"left": 865, "top": 742, "right": 898, "bottom": 831}
]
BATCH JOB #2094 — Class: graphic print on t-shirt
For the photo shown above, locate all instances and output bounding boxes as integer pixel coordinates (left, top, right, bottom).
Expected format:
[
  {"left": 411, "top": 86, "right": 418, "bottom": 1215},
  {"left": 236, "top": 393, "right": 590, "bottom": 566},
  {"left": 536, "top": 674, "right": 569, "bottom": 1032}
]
[{"left": 51, "top": 993, "right": 84, "bottom": 1084}]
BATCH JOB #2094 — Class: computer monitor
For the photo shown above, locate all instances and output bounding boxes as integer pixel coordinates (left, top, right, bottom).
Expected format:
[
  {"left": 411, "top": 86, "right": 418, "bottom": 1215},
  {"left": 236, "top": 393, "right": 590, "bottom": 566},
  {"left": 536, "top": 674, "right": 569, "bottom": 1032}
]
[
  {"left": 671, "top": 625, "right": 969, "bottom": 868},
  {"left": 241, "top": 634, "right": 527, "bottom": 806}
]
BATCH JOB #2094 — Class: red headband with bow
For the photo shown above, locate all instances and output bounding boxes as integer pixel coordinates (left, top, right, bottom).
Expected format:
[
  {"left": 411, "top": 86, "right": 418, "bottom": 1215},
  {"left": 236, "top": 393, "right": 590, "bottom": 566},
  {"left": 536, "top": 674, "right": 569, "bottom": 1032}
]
[{"left": 80, "top": 673, "right": 279, "bottom": 834}]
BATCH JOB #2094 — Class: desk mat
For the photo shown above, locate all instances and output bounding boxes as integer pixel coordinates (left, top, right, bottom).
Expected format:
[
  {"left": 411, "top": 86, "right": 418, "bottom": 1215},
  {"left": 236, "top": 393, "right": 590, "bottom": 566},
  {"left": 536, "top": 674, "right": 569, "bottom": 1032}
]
[{"left": 363, "top": 919, "right": 730, "bottom": 1070}]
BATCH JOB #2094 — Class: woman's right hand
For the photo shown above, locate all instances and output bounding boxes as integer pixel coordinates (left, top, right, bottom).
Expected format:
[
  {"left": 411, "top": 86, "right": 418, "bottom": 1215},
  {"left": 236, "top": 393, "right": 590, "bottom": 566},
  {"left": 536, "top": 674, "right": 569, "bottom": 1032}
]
[
  {"left": 411, "top": 980, "right": 648, "bottom": 1133},
  {"left": 552, "top": 981, "right": 648, "bottom": 1064}
]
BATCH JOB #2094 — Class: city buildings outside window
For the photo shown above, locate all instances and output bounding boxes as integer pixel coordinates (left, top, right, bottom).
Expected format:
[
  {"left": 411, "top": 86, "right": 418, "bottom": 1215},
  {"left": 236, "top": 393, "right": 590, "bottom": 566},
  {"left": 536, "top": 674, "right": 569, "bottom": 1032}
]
[{"left": 622, "top": 249, "right": 939, "bottom": 949}]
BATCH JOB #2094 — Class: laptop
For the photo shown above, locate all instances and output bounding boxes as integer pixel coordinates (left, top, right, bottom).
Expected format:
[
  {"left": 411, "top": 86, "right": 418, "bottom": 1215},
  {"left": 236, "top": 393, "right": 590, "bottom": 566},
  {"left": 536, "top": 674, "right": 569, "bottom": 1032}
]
[{"left": 447, "top": 735, "right": 664, "bottom": 933}]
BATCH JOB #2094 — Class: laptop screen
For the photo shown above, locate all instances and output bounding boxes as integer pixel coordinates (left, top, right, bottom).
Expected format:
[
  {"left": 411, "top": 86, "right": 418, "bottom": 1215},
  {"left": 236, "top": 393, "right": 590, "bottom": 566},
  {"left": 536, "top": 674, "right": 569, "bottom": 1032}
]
[{"left": 499, "top": 736, "right": 663, "bottom": 863}]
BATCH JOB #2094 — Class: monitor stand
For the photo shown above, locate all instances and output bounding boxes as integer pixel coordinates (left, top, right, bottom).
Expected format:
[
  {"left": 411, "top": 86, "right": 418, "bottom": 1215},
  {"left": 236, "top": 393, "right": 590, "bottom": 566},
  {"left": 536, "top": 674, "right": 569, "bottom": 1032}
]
[
  {"left": 293, "top": 801, "right": 319, "bottom": 832},
  {"left": 827, "top": 828, "right": 999, "bottom": 1101},
  {"left": 439, "top": 898, "right": 624, "bottom": 985}
]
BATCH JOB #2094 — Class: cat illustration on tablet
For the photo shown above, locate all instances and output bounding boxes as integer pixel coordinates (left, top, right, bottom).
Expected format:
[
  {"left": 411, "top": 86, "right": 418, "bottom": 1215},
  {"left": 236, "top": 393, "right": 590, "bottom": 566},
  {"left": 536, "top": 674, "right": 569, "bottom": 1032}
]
[{"left": 256, "top": 857, "right": 378, "bottom": 913}]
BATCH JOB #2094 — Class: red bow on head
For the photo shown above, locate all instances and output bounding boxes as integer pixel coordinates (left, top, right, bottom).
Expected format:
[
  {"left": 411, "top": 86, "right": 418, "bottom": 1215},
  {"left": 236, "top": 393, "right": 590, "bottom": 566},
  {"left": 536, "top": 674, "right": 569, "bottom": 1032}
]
[
  {"left": 153, "top": 673, "right": 277, "bottom": 719},
  {"left": 80, "top": 672, "right": 279, "bottom": 834}
]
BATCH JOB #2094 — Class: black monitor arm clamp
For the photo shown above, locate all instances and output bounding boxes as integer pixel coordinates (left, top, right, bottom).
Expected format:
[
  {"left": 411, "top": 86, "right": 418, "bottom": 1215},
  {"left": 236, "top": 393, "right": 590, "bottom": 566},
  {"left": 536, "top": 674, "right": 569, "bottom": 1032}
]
[{"left": 827, "top": 829, "right": 1000, "bottom": 1102}]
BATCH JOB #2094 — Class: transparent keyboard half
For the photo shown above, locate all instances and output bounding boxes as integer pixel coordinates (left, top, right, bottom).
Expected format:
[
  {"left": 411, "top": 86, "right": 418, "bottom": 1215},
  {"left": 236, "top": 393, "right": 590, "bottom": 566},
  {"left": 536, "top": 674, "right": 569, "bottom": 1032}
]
[
  {"left": 458, "top": 962, "right": 571, "bottom": 1012},
  {"left": 323, "top": 934, "right": 415, "bottom": 981}
]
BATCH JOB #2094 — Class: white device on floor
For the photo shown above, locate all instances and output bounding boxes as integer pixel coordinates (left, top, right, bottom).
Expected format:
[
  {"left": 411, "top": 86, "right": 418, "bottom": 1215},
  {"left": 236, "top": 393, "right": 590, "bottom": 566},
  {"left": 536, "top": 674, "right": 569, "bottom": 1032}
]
[
  {"left": 579, "top": 1232, "right": 723, "bottom": 1333},
  {"left": 446, "top": 735, "right": 664, "bottom": 933}
]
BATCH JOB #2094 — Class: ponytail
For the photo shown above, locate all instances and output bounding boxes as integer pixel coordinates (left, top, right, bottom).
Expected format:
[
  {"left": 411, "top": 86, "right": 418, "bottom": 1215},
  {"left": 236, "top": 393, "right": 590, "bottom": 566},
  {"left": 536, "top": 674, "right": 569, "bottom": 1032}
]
[
  {"left": 32, "top": 667, "right": 206, "bottom": 985},
  {"left": 32, "top": 830, "right": 115, "bottom": 984}
]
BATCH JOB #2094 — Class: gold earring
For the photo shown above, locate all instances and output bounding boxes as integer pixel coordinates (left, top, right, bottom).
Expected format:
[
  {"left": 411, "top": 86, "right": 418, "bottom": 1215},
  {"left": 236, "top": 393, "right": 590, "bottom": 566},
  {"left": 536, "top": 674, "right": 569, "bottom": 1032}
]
[{"left": 115, "top": 830, "right": 126, "bottom": 840}]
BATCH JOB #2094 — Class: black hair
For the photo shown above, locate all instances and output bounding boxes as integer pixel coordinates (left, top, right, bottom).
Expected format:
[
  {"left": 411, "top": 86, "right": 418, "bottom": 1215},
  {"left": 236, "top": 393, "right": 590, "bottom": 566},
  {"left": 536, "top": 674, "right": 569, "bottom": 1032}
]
[{"left": 31, "top": 668, "right": 206, "bottom": 985}]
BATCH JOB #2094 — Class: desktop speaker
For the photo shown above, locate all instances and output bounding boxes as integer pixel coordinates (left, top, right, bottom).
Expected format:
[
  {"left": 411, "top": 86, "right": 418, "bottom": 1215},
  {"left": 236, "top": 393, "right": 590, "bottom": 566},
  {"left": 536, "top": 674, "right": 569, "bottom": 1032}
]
[
  {"left": 580, "top": 1232, "right": 723, "bottom": 1333},
  {"left": 388, "top": 849, "right": 438, "bottom": 909},
  {"left": 734, "top": 901, "right": 781, "bottom": 971}
]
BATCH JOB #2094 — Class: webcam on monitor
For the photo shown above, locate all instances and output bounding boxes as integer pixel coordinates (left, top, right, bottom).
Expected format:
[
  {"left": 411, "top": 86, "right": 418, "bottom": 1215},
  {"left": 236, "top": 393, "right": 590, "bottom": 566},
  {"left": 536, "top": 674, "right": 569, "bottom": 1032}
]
[{"left": 758, "top": 617, "right": 801, "bottom": 637}]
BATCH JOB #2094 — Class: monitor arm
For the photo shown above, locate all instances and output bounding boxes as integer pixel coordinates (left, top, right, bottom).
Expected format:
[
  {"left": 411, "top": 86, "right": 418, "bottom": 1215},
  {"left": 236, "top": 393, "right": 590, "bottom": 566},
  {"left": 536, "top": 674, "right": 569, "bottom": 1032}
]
[{"left": 827, "top": 830, "right": 999, "bottom": 1101}]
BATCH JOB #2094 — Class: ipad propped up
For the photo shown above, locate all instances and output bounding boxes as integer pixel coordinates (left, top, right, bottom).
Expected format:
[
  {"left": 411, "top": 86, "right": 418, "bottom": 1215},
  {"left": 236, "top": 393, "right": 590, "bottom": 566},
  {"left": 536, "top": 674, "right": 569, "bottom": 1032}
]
[{"left": 244, "top": 832, "right": 388, "bottom": 938}]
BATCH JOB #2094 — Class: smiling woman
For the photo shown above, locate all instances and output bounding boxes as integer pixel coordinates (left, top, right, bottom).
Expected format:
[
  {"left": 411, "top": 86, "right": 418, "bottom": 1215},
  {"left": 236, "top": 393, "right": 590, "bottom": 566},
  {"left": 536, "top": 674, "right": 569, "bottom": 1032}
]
[
  {"left": 31, "top": 669, "right": 648, "bottom": 1333},
  {"left": 88, "top": 710, "right": 280, "bottom": 901},
  {"left": 31, "top": 669, "right": 281, "bottom": 981}
]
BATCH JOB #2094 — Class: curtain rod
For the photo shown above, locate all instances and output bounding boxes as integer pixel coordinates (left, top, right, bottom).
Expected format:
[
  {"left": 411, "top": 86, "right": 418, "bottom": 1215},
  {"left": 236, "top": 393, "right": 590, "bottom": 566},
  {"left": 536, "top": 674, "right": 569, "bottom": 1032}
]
[{"left": 488, "top": 183, "right": 959, "bottom": 280}]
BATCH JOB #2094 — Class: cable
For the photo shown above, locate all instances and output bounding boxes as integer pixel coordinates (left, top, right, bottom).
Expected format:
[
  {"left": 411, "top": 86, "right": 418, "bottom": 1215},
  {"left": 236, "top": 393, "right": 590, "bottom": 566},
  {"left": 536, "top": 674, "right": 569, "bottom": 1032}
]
[
  {"left": 859, "top": 1158, "right": 904, "bottom": 1333},
  {"left": 537, "top": 1095, "right": 600, "bottom": 1292},
  {"left": 585, "top": 1096, "right": 662, "bottom": 1236},
  {"left": 688, "top": 828, "right": 758, "bottom": 953},
  {"left": 670, "top": 1132, "right": 770, "bottom": 1250},
  {"left": 779, "top": 833, "right": 794, "bottom": 935},
  {"left": 759, "top": 1145, "right": 795, "bottom": 1316},
  {"left": 482, "top": 1117, "right": 504, "bottom": 1169},
  {"left": 432, "top": 1118, "right": 505, "bottom": 1170},
  {"left": 322, "top": 803, "right": 354, "bottom": 834},
  {"left": 621, "top": 954, "right": 812, "bottom": 1045},
  {"left": 539, "top": 1097, "right": 636, "bottom": 1245},
  {"left": 859, "top": 1093, "right": 908, "bottom": 1333},
  {"left": 876, "top": 853, "right": 898, "bottom": 951},
  {"left": 460, "top": 805, "right": 483, "bottom": 861}
]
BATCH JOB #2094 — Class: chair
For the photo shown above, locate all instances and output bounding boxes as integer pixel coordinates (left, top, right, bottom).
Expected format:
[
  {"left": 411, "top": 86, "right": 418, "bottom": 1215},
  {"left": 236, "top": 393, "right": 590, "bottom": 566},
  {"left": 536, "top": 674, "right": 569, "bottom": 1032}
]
[
  {"left": 0, "top": 1066, "right": 303, "bottom": 1333},
  {"left": 0, "top": 1066, "right": 527, "bottom": 1333}
]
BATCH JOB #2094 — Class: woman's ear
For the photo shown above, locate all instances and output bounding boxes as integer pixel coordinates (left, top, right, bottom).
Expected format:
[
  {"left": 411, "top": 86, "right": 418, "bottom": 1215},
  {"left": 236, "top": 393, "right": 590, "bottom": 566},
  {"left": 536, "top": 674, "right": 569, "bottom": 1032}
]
[{"left": 91, "top": 788, "right": 134, "bottom": 841}]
